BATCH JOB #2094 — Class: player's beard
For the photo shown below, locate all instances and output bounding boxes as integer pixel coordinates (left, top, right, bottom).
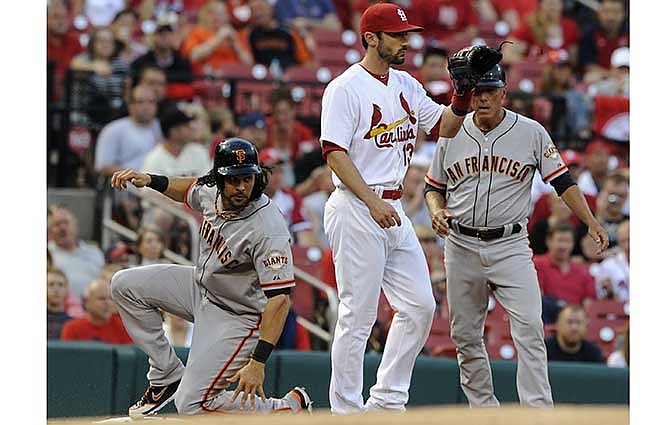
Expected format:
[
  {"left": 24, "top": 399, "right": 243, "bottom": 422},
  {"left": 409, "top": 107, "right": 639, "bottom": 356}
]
[
  {"left": 220, "top": 190, "right": 252, "bottom": 211},
  {"left": 377, "top": 39, "right": 405, "bottom": 65}
]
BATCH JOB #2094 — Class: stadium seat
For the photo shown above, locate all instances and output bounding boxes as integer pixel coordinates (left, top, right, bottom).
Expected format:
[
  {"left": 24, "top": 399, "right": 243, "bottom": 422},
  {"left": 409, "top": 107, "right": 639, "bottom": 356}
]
[
  {"left": 486, "top": 335, "right": 517, "bottom": 360},
  {"left": 283, "top": 66, "right": 321, "bottom": 83},
  {"left": 291, "top": 246, "right": 325, "bottom": 322},
  {"left": 585, "top": 318, "right": 628, "bottom": 359},
  {"left": 312, "top": 29, "right": 345, "bottom": 48},
  {"left": 586, "top": 299, "right": 629, "bottom": 321},
  {"left": 314, "top": 46, "right": 361, "bottom": 68},
  {"left": 232, "top": 81, "right": 275, "bottom": 115},
  {"left": 506, "top": 61, "right": 546, "bottom": 93},
  {"left": 219, "top": 63, "right": 257, "bottom": 80},
  {"left": 484, "top": 295, "right": 512, "bottom": 344}
]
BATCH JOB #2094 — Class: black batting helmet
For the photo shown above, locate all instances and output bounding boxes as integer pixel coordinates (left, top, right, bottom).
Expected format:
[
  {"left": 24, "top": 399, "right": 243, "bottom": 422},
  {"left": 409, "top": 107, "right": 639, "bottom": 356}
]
[
  {"left": 214, "top": 138, "right": 262, "bottom": 176},
  {"left": 477, "top": 64, "right": 506, "bottom": 88},
  {"left": 209, "top": 137, "right": 268, "bottom": 202}
]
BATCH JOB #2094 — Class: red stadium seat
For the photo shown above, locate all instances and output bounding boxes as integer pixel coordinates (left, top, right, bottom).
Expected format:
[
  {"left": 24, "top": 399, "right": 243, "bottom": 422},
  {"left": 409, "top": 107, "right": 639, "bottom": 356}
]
[
  {"left": 283, "top": 66, "right": 321, "bottom": 83},
  {"left": 586, "top": 300, "right": 629, "bottom": 321},
  {"left": 585, "top": 318, "right": 628, "bottom": 359},
  {"left": 313, "top": 29, "right": 345, "bottom": 47},
  {"left": 486, "top": 335, "right": 517, "bottom": 360},
  {"left": 484, "top": 295, "right": 512, "bottom": 344},
  {"left": 291, "top": 246, "right": 325, "bottom": 322},
  {"left": 218, "top": 63, "right": 257, "bottom": 80},
  {"left": 506, "top": 61, "right": 546, "bottom": 93},
  {"left": 233, "top": 81, "right": 275, "bottom": 115}
]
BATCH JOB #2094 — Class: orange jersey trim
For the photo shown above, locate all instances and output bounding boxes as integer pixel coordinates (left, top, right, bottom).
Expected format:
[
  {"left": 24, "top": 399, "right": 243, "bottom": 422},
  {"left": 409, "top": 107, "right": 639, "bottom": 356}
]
[
  {"left": 542, "top": 165, "right": 568, "bottom": 183},
  {"left": 260, "top": 279, "right": 296, "bottom": 289},
  {"left": 184, "top": 179, "right": 197, "bottom": 210},
  {"left": 424, "top": 174, "right": 447, "bottom": 189}
]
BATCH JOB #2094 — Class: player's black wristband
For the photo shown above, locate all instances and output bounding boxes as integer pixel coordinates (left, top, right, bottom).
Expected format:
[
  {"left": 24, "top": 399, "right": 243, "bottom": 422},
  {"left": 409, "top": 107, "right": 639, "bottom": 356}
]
[
  {"left": 424, "top": 182, "right": 447, "bottom": 198},
  {"left": 549, "top": 171, "right": 576, "bottom": 196},
  {"left": 251, "top": 339, "right": 274, "bottom": 364},
  {"left": 147, "top": 174, "right": 169, "bottom": 193}
]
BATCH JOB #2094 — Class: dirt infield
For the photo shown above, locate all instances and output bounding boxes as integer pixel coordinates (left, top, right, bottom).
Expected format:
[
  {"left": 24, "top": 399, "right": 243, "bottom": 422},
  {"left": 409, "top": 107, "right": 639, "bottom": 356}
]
[{"left": 48, "top": 406, "right": 629, "bottom": 425}]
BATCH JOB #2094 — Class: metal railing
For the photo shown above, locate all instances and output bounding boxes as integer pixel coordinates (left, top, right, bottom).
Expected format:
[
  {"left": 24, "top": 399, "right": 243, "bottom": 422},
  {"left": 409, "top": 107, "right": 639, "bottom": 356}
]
[{"left": 101, "top": 184, "right": 339, "bottom": 347}]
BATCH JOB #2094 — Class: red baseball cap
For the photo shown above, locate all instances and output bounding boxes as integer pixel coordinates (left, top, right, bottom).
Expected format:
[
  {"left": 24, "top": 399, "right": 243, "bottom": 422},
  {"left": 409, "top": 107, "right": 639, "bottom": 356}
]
[
  {"left": 359, "top": 3, "right": 423, "bottom": 35},
  {"left": 258, "top": 148, "right": 285, "bottom": 165}
]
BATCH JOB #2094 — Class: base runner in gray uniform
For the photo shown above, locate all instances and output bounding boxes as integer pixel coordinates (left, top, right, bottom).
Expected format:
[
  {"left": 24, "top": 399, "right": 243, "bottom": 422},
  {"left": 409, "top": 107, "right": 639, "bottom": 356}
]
[
  {"left": 424, "top": 65, "right": 609, "bottom": 406},
  {"left": 109, "top": 138, "right": 312, "bottom": 416}
]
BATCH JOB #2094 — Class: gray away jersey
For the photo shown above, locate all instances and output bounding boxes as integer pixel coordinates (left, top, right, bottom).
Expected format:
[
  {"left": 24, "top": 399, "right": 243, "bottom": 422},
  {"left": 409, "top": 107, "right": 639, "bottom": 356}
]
[
  {"left": 425, "top": 109, "right": 567, "bottom": 227},
  {"left": 186, "top": 184, "right": 295, "bottom": 315}
]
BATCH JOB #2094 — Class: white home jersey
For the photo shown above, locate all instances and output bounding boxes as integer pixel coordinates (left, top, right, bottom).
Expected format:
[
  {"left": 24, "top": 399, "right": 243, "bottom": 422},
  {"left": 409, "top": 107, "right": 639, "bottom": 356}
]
[{"left": 320, "top": 64, "right": 445, "bottom": 188}]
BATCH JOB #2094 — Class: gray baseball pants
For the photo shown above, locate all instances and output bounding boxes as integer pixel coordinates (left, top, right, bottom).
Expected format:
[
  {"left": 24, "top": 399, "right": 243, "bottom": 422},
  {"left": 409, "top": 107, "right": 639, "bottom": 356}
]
[
  {"left": 111, "top": 264, "right": 293, "bottom": 414},
  {"left": 444, "top": 231, "right": 553, "bottom": 407}
]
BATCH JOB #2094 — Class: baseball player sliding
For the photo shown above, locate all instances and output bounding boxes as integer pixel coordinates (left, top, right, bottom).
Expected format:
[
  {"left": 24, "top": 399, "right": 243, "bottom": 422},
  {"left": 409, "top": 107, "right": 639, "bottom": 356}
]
[
  {"left": 109, "top": 138, "right": 312, "bottom": 416},
  {"left": 424, "top": 64, "right": 609, "bottom": 406},
  {"left": 320, "top": 3, "right": 498, "bottom": 413}
]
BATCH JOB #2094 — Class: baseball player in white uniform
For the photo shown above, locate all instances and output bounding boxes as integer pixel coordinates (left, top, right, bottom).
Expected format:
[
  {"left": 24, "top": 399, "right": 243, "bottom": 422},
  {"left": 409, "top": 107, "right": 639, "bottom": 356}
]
[
  {"left": 424, "top": 64, "right": 609, "bottom": 406},
  {"left": 320, "top": 3, "right": 478, "bottom": 413},
  {"left": 109, "top": 138, "right": 312, "bottom": 416}
]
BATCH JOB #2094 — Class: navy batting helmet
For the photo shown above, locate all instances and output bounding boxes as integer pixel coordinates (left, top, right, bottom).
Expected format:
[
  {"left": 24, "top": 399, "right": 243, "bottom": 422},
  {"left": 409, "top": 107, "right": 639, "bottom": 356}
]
[
  {"left": 214, "top": 138, "right": 262, "bottom": 177},
  {"left": 476, "top": 64, "right": 506, "bottom": 88}
]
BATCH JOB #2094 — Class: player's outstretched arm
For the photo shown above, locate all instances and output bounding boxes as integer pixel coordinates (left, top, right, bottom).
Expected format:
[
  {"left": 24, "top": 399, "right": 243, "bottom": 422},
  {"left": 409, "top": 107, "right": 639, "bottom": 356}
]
[
  {"left": 110, "top": 168, "right": 196, "bottom": 204},
  {"left": 228, "top": 294, "right": 291, "bottom": 410},
  {"left": 560, "top": 185, "right": 609, "bottom": 253}
]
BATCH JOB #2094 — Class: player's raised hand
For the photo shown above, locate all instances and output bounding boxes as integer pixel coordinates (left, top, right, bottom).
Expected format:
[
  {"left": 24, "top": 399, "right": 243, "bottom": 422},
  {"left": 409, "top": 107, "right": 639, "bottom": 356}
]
[
  {"left": 430, "top": 208, "right": 451, "bottom": 237},
  {"left": 110, "top": 169, "right": 151, "bottom": 190},
  {"left": 367, "top": 197, "right": 401, "bottom": 228},
  {"left": 228, "top": 359, "right": 266, "bottom": 411},
  {"left": 588, "top": 222, "right": 610, "bottom": 254}
]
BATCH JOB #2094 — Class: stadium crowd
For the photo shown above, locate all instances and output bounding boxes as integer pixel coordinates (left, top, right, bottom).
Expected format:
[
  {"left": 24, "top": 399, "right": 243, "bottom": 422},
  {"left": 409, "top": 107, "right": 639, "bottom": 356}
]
[{"left": 47, "top": 0, "right": 629, "bottom": 369}]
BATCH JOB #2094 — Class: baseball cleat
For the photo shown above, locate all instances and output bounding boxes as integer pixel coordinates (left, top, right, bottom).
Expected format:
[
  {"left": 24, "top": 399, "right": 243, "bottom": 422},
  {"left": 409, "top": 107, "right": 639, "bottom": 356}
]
[
  {"left": 128, "top": 379, "right": 180, "bottom": 418},
  {"left": 288, "top": 386, "right": 313, "bottom": 413}
]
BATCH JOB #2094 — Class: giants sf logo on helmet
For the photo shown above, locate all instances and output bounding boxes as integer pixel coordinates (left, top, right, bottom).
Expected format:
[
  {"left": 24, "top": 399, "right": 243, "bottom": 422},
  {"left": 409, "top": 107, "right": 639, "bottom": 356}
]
[{"left": 235, "top": 149, "right": 246, "bottom": 164}]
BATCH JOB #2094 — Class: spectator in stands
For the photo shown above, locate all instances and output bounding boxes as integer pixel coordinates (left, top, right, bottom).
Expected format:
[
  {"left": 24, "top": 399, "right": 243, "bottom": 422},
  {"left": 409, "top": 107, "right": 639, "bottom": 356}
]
[
  {"left": 533, "top": 222, "right": 596, "bottom": 324},
  {"left": 70, "top": 26, "right": 129, "bottom": 125},
  {"left": 238, "top": 112, "right": 269, "bottom": 150},
  {"left": 274, "top": 0, "right": 342, "bottom": 31},
  {"left": 266, "top": 85, "right": 319, "bottom": 175},
  {"left": 132, "top": 65, "right": 168, "bottom": 103},
  {"left": 539, "top": 49, "right": 591, "bottom": 142},
  {"left": 47, "top": 268, "right": 74, "bottom": 339},
  {"left": 181, "top": 0, "right": 253, "bottom": 76},
  {"left": 529, "top": 193, "right": 575, "bottom": 256},
  {"left": 577, "top": 171, "right": 629, "bottom": 257},
  {"left": 415, "top": 225, "right": 446, "bottom": 287},
  {"left": 587, "top": 47, "right": 629, "bottom": 98},
  {"left": 244, "top": 0, "right": 313, "bottom": 69},
  {"left": 417, "top": 45, "right": 452, "bottom": 109},
  {"left": 490, "top": 0, "right": 538, "bottom": 31},
  {"left": 413, "top": 0, "right": 479, "bottom": 41},
  {"left": 48, "top": 205, "right": 105, "bottom": 301},
  {"left": 260, "top": 148, "right": 320, "bottom": 247},
  {"left": 505, "top": 0, "right": 578, "bottom": 65},
  {"left": 607, "top": 323, "right": 629, "bottom": 368},
  {"left": 401, "top": 153, "right": 432, "bottom": 228},
  {"left": 142, "top": 104, "right": 211, "bottom": 176},
  {"left": 579, "top": 0, "right": 628, "bottom": 85},
  {"left": 95, "top": 85, "right": 162, "bottom": 176},
  {"left": 61, "top": 279, "right": 133, "bottom": 344},
  {"left": 545, "top": 304, "right": 604, "bottom": 363},
  {"left": 130, "top": 21, "right": 193, "bottom": 89},
  {"left": 577, "top": 140, "right": 612, "bottom": 198},
  {"left": 135, "top": 227, "right": 167, "bottom": 266},
  {"left": 136, "top": 0, "right": 208, "bottom": 21},
  {"left": 111, "top": 8, "right": 147, "bottom": 66},
  {"left": 47, "top": 0, "right": 85, "bottom": 101},
  {"left": 590, "top": 220, "right": 629, "bottom": 302},
  {"left": 301, "top": 165, "right": 335, "bottom": 246},
  {"left": 70, "top": 0, "right": 127, "bottom": 27}
]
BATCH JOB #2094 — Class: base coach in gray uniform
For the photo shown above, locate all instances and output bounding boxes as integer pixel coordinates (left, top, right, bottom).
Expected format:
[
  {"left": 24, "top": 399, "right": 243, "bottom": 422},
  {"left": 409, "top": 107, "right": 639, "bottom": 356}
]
[
  {"left": 110, "top": 138, "right": 312, "bottom": 416},
  {"left": 424, "top": 64, "right": 609, "bottom": 406}
]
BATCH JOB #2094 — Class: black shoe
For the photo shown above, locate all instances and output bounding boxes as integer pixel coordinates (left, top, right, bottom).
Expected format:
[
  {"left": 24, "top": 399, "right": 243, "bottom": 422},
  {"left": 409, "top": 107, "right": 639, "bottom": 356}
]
[{"left": 128, "top": 379, "right": 180, "bottom": 417}]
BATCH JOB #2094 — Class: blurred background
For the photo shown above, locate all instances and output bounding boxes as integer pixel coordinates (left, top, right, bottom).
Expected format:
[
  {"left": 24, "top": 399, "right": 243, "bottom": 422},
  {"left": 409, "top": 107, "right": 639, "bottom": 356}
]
[{"left": 46, "top": 0, "right": 630, "bottom": 416}]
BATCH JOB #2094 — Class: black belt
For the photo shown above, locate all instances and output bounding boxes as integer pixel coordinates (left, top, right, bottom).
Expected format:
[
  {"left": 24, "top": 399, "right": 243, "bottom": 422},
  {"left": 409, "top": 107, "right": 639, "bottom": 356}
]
[{"left": 447, "top": 218, "right": 522, "bottom": 241}]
